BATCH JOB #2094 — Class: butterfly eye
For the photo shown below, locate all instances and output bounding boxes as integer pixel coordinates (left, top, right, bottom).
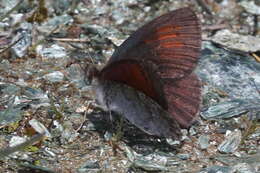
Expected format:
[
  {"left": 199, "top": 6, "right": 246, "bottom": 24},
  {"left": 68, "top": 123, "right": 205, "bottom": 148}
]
[{"left": 84, "top": 65, "right": 99, "bottom": 84}]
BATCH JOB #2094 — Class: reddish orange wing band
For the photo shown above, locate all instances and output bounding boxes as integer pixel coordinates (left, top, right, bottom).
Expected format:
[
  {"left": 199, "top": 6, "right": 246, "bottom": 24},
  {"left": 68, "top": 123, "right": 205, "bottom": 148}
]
[
  {"left": 106, "top": 7, "right": 201, "bottom": 79},
  {"left": 100, "top": 60, "right": 167, "bottom": 108}
]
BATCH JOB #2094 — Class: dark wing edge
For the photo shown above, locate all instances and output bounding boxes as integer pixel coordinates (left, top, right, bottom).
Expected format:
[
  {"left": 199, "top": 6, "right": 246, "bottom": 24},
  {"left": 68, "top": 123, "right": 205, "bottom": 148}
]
[{"left": 164, "top": 73, "right": 202, "bottom": 128}]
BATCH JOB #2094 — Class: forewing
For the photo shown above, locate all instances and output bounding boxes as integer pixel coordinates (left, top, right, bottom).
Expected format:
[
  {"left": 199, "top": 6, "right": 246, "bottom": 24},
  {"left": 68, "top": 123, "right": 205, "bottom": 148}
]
[{"left": 106, "top": 7, "right": 201, "bottom": 79}]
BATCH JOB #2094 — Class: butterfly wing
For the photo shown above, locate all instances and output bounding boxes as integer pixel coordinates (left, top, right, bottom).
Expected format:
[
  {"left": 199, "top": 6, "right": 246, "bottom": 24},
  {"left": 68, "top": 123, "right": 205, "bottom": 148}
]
[
  {"left": 106, "top": 7, "right": 201, "bottom": 79},
  {"left": 99, "top": 8, "right": 201, "bottom": 129},
  {"left": 99, "top": 61, "right": 201, "bottom": 129},
  {"left": 164, "top": 73, "right": 201, "bottom": 128}
]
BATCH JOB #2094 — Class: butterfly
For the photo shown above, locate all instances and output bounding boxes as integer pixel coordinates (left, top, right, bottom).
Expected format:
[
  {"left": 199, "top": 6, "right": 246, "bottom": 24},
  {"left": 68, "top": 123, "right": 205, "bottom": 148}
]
[{"left": 86, "top": 7, "right": 202, "bottom": 139}]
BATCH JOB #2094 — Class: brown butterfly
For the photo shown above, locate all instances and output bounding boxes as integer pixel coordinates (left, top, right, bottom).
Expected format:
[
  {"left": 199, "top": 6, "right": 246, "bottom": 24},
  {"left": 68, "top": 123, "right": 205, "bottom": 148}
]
[{"left": 86, "top": 7, "right": 202, "bottom": 139}]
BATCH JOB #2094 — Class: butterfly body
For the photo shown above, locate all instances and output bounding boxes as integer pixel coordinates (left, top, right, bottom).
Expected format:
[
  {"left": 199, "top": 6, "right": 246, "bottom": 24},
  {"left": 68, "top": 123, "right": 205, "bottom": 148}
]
[
  {"left": 87, "top": 8, "right": 202, "bottom": 138},
  {"left": 92, "top": 78, "right": 181, "bottom": 138}
]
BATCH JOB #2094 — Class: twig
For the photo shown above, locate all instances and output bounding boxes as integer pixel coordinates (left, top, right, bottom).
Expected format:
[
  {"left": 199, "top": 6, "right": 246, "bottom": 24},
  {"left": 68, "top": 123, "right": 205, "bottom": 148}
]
[
  {"left": 75, "top": 103, "right": 90, "bottom": 132},
  {"left": 0, "top": 36, "right": 23, "bottom": 55},
  {"left": 49, "top": 37, "right": 90, "bottom": 43},
  {"left": 252, "top": 53, "right": 260, "bottom": 63},
  {"left": 196, "top": 0, "right": 212, "bottom": 15},
  {"left": 203, "top": 24, "right": 227, "bottom": 31}
]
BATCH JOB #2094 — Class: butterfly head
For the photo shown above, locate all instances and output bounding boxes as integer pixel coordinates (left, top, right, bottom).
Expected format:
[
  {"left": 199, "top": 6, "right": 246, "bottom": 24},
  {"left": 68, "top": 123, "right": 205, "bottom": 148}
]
[{"left": 84, "top": 64, "right": 100, "bottom": 85}]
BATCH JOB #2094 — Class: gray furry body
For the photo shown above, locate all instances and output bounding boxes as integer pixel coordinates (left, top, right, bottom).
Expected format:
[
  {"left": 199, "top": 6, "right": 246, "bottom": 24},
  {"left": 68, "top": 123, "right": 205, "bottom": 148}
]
[{"left": 93, "top": 78, "right": 180, "bottom": 138}]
